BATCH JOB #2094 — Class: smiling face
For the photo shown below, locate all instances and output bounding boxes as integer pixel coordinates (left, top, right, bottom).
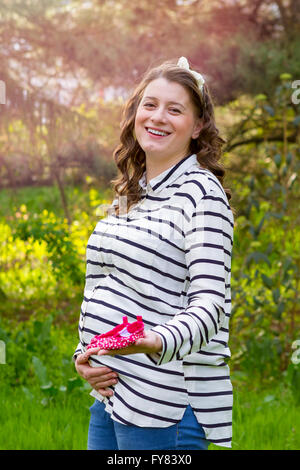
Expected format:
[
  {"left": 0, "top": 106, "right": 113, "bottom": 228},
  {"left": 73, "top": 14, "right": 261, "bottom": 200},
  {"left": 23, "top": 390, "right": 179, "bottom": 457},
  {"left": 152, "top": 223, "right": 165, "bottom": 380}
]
[{"left": 134, "top": 77, "right": 202, "bottom": 172}]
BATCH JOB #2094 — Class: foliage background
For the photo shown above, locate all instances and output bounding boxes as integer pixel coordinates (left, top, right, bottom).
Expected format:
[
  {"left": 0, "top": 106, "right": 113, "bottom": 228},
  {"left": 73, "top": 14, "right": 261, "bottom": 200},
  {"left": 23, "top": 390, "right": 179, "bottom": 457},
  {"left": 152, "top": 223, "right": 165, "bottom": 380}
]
[{"left": 0, "top": 0, "right": 299, "bottom": 450}]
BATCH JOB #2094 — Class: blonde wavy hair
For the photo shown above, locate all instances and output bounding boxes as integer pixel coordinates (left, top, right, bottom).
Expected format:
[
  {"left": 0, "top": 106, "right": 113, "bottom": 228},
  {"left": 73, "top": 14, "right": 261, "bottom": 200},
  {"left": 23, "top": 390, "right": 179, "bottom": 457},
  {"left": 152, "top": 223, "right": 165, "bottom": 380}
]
[{"left": 110, "top": 58, "right": 233, "bottom": 216}]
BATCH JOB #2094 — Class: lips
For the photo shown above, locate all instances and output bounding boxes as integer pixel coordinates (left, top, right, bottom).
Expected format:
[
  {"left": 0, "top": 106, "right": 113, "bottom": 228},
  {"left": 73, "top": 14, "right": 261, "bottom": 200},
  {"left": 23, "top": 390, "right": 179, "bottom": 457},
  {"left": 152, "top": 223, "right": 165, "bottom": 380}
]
[{"left": 146, "top": 127, "right": 171, "bottom": 137}]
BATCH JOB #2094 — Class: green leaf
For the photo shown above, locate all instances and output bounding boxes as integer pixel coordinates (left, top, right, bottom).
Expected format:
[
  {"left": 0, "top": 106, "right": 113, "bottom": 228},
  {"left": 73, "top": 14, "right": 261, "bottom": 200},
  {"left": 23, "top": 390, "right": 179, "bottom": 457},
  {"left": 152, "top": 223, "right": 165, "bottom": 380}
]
[
  {"left": 0, "top": 287, "right": 7, "bottom": 301},
  {"left": 246, "top": 252, "right": 271, "bottom": 267},
  {"left": 21, "top": 386, "right": 34, "bottom": 401},
  {"left": 265, "top": 242, "right": 274, "bottom": 255},
  {"left": 280, "top": 73, "right": 292, "bottom": 81},
  {"left": 41, "top": 398, "right": 50, "bottom": 407},
  {"left": 40, "top": 382, "right": 54, "bottom": 391},
  {"left": 263, "top": 394, "right": 276, "bottom": 403},
  {"left": 255, "top": 94, "right": 267, "bottom": 102},
  {"left": 286, "top": 152, "right": 293, "bottom": 165},
  {"left": 283, "top": 257, "right": 293, "bottom": 271},
  {"left": 292, "top": 116, "right": 300, "bottom": 126},
  {"left": 253, "top": 296, "right": 264, "bottom": 307},
  {"left": 262, "top": 274, "right": 273, "bottom": 289},
  {"left": 267, "top": 211, "right": 284, "bottom": 219},
  {"left": 248, "top": 176, "right": 255, "bottom": 190},
  {"left": 263, "top": 105, "right": 275, "bottom": 116},
  {"left": 272, "top": 287, "right": 280, "bottom": 303},
  {"left": 274, "top": 153, "right": 281, "bottom": 168},
  {"left": 275, "top": 302, "right": 285, "bottom": 318},
  {"left": 262, "top": 168, "right": 273, "bottom": 177},
  {"left": 32, "top": 356, "right": 49, "bottom": 387},
  {"left": 34, "top": 316, "right": 53, "bottom": 345}
]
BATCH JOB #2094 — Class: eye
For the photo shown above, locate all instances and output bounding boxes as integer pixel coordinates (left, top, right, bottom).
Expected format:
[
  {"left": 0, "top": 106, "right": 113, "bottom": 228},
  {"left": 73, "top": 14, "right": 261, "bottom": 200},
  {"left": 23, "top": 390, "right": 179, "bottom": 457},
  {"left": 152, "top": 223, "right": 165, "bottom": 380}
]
[
  {"left": 169, "top": 108, "right": 181, "bottom": 114},
  {"left": 144, "top": 102, "right": 155, "bottom": 108}
]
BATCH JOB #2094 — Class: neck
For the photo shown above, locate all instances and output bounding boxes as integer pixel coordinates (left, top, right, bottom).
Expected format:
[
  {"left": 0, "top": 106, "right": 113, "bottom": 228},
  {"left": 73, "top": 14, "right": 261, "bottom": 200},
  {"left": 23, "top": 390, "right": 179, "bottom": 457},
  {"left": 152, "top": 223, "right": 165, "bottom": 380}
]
[{"left": 145, "top": 152, "right": 191, "bottom": 184}]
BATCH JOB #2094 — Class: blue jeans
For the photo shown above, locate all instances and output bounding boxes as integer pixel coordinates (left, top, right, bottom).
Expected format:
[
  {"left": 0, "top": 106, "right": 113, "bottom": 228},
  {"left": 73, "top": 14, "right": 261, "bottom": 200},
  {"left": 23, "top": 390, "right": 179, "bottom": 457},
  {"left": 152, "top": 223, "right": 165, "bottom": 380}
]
[{"left": 87, "top": 399, "right": 209, "bottom": 450}]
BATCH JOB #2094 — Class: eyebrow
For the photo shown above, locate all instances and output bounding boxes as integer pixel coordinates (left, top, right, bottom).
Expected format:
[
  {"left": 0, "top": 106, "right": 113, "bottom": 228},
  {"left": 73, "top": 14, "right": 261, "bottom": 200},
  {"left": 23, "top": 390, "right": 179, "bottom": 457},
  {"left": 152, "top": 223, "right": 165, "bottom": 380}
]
[{"left": 142, "top": 96, "right": 186, "bottom": 110}]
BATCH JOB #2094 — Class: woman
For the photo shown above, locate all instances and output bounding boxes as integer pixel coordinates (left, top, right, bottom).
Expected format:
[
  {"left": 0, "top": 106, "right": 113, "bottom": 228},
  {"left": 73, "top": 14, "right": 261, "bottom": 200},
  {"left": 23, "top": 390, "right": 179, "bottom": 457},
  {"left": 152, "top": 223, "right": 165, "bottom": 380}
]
[{"left": 74, "top": 57, "right": 234, "bottom": 450}]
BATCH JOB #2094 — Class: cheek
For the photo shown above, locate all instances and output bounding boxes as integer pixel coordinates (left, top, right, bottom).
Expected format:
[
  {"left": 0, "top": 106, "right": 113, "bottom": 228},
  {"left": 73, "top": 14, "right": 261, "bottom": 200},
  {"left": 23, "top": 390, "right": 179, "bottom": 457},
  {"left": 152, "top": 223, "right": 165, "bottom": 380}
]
[
  {"left": 178, "top": 117, "right": 195, "bottom": 137},
  {"left": 134, "top": 111, "right": 148, "bottom": 144},
  {"left": 135, "top": 107, "right": 147, "bottom": 125},
  {"left": 134, "top": 112, "right": 146, "bottom": 136},
  {"left": 173, "top": 120, "right": 191, "bottom": 138}
]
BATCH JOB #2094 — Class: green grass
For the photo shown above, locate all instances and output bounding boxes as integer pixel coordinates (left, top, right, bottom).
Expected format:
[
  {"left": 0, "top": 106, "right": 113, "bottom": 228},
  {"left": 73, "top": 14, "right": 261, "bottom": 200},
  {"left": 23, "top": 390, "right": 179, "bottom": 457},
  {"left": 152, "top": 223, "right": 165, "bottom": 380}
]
[
  {"left": 211, "top": 384, "right": 300, "bottom": 450},
  {"left": 0, "top": 385, "right": 93, "bottom": 450},
  {"left": 0, "top": 382, "right": 299, "bottom": 450}
]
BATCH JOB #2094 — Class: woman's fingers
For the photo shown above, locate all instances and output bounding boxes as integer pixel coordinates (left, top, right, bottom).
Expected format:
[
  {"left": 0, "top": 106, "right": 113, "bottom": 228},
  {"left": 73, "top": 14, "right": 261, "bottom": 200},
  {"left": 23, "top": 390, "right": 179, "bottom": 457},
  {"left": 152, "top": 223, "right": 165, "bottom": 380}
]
[
  {"left": 75, "top": 348, "right": 120, "bottom": 397},
  {"left": 96, "top": 388, "right": 114, "bottom": 397},
  {"left": 86, "top": 368, "right": 117, "bottom": 397},
  {"left": 76, "top": 347, "right": 101, "bottom": 364},
  {"left": 89, "top": 373, "right": 118, "bottom": 388}
]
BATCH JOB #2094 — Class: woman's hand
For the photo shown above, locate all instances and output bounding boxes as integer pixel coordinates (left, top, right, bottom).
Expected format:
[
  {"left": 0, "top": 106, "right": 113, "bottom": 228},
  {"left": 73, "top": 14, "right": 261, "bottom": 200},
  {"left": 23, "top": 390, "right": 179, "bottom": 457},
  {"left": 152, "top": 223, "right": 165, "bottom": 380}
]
[
  {"left": 97, "top": 330, "right": 162, "bottom": 357},
  {"left": 75, "top": 347, "right": 118, "bottom": 397},
  {"left": 75, "top": 331, "right": 162, "bottom": 397}
]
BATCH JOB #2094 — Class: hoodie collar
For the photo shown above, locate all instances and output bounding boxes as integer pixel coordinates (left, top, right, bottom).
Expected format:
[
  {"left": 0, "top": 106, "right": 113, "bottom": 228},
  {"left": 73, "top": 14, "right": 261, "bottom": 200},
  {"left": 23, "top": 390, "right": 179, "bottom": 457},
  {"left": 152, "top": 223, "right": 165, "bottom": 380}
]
[{"left": 138, "top": 153, "right": 199, "bottom": 194}]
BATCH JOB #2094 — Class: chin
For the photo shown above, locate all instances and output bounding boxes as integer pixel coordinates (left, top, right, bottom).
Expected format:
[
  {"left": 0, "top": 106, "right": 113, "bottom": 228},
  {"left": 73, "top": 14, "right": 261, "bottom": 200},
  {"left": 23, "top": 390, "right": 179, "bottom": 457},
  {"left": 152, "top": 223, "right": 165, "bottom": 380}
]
[
  {"left": 140, "top": 144, "right": 162, "bottom": 155},
  {"left": 143, "top": 145, "right": 167, "bottom": 155}
]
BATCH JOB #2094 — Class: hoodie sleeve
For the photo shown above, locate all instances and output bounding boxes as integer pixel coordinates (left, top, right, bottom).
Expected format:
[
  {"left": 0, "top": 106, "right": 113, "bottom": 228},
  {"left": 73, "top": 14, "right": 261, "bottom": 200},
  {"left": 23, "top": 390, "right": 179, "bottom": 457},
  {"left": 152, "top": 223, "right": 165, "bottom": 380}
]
[{"left": 147, "top": 187, "right": 233, "bottom": 366}]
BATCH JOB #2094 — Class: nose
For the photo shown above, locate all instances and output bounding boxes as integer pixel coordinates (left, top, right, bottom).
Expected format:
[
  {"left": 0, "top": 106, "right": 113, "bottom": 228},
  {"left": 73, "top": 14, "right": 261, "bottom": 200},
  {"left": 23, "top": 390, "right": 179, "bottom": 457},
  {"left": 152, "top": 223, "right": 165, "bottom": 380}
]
[{"left": 150, "top": 106, "right": 167, "bottom": 124}]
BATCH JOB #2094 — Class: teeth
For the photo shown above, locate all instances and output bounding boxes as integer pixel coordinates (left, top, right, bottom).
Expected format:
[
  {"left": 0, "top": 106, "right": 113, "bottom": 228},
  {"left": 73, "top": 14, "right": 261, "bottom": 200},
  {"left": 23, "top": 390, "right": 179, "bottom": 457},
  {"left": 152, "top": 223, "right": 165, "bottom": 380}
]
[{"left": 147, "top": 128, "right": 169, "bottom": 136}]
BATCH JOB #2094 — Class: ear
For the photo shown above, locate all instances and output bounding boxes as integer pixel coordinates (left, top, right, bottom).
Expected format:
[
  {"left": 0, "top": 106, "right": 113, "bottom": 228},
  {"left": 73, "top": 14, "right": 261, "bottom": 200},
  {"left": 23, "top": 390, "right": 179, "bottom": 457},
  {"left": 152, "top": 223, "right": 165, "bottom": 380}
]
[{"left": 191, "top": 118, "right": 203, "bottom": 140}]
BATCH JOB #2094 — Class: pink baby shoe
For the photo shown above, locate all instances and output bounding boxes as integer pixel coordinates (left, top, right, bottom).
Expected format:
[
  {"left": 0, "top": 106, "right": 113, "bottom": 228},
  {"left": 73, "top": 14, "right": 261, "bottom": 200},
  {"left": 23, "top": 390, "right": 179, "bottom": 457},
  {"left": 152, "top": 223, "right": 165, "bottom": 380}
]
[{"left": 87, "top": 315, "right": 145, "bottom": 350}]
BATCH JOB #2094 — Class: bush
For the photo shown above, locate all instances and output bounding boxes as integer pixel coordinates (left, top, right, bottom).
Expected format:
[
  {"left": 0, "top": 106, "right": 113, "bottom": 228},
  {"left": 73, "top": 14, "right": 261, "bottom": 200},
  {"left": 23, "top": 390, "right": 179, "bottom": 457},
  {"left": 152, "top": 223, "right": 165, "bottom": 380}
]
[{"left": 0, "top": 315, "right": 90, "bottom": 406}]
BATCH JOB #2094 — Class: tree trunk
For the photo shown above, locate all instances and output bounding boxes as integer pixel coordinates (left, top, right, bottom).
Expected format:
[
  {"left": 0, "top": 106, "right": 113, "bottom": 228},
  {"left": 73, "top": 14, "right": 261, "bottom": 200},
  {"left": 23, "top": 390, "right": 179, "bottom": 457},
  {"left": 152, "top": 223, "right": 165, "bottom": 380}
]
[{"left": 53, "top": 167, "right": 71, "bottom": 226}]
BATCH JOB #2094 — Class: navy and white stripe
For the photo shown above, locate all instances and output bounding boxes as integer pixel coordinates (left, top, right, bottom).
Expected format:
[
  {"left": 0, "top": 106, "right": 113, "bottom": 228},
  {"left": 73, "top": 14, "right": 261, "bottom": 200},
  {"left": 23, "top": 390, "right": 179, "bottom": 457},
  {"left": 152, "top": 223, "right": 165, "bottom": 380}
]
[{"left": 74, "top": 153, "right": 234, "bottom": 448}]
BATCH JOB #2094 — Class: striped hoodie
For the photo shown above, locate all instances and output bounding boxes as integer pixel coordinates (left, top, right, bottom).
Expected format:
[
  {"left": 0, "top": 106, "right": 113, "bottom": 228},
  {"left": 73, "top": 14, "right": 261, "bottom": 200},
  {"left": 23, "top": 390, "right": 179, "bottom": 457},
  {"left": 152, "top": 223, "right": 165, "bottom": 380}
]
[{"left": 74, "top": 153, "right": 234, "bottom": 448}]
